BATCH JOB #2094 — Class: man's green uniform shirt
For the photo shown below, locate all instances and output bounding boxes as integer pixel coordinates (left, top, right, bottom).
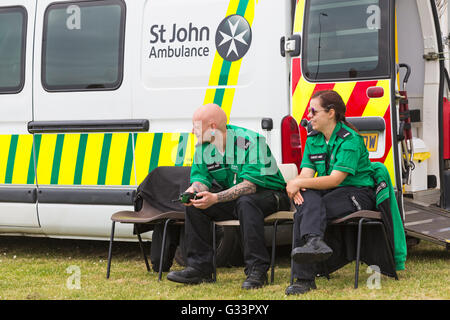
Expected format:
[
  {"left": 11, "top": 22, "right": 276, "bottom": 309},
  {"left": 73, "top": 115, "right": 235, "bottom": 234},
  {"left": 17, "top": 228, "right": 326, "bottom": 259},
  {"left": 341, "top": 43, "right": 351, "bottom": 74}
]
[
  {"left": 190, "top": 124, "right": 286, "bottom": 190},
  {"left": 301, "top": 122, "right": 374, "bottom": 188}
]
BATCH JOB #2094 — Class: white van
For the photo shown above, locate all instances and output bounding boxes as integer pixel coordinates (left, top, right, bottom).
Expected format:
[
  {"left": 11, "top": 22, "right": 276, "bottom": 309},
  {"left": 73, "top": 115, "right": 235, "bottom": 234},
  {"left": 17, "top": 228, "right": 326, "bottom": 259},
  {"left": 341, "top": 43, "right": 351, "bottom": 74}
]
[
  {"left": 2, "top": 0, "right": 449, "bottom": 259},
  {"left": 0, "top": 0, "right": 295, "bottom": 262}
]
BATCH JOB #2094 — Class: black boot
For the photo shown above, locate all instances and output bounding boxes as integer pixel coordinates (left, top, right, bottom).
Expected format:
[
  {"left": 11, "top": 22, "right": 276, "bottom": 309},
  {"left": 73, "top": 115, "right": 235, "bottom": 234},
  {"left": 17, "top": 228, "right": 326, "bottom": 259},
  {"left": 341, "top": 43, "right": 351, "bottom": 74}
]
[
  {"left": 167, "top": 267, "right": 213, "bottom": 284},
  {"left": 241, "top": 269, "right": 268, "bottom": 290},
  {"left": 285, "top": 279, "right": 317, "bottom": 295},
  {"left": 291, "top": 235, "right": 333, "bottom": 264}
]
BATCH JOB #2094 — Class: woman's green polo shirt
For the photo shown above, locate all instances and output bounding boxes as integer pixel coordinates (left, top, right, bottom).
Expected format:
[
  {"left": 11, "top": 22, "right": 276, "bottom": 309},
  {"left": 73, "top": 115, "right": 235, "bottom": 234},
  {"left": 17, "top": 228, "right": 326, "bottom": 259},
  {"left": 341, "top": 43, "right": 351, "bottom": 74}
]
[{"left": 300, "top": 122, "right": 374, "bottom": 188}]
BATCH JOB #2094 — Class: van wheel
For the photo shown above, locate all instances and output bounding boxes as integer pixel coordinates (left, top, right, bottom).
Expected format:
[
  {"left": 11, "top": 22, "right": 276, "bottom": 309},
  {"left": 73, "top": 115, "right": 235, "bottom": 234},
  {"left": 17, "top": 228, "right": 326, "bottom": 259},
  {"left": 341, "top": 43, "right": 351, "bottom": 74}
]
[
  {"left": 406, "top": 236, "right": 421, "bottom": 249},
  {"left": 174, "top": 225, "right": 243, "bottom": 267}
]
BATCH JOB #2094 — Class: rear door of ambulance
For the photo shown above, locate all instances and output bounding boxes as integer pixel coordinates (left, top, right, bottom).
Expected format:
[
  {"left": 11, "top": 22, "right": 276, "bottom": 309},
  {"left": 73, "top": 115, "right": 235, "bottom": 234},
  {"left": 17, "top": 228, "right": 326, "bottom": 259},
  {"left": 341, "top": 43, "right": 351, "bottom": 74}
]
[
  {"left": 32, "top": 0, "right": 136, "bottom": 239},
  {"left": 291, "top": 0, "right": 401, "bottom": 190},
  {"left": 0, "top": 0, "right": 38, "bottom": 229}
]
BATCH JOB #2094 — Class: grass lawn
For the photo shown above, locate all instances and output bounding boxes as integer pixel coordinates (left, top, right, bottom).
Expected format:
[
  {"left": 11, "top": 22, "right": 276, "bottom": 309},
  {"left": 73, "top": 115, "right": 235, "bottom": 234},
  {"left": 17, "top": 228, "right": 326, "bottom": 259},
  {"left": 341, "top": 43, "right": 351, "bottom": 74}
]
[{"left": 0, "top": 235, "right": 448, "bottom": 300}]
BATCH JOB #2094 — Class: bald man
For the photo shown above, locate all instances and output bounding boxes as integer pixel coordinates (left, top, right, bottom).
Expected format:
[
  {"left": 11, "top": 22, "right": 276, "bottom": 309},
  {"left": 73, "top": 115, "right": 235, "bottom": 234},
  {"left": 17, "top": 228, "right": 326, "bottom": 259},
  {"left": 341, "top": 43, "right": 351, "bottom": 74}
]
[{"left": 167, "top": 104, "right": 290, "bottom": 289}]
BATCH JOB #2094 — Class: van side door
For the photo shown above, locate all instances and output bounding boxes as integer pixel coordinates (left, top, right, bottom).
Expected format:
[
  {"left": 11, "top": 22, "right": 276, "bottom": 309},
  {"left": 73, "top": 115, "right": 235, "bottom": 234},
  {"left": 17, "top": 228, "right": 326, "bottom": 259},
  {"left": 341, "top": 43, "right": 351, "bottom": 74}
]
[
  {"left": 0, "top": 1, "right": 39, "bottom": 228},
  {"left": 32, "top": 0, "right": 136, "bottom": 238}
]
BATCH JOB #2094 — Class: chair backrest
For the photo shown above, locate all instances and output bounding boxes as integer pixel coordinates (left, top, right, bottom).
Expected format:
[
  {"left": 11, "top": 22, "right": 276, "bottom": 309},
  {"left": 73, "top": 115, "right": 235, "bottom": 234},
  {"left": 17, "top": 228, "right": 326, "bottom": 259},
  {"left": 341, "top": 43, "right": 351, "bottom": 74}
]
[{"left": 278, "top": 163, "right": 298, "bottom": 182}]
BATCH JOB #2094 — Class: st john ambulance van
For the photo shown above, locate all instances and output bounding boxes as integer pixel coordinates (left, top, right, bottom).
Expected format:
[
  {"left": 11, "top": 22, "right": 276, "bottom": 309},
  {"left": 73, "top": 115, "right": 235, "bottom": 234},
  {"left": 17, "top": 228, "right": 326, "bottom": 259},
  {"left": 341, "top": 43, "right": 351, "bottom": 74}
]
[{"left": 0, "top": 0, "right": 449, "bottom": 263}]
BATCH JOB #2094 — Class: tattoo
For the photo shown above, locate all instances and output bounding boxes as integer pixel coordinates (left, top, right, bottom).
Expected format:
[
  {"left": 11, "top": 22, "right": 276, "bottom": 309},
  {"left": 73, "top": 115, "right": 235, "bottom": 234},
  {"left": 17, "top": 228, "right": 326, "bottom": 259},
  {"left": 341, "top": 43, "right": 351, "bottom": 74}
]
[
  {"left": 216, "top": 179, "right": 257, "bottom": 203},
  {"left": 192, "top": 181, "right": 209, "bottom": 193}
]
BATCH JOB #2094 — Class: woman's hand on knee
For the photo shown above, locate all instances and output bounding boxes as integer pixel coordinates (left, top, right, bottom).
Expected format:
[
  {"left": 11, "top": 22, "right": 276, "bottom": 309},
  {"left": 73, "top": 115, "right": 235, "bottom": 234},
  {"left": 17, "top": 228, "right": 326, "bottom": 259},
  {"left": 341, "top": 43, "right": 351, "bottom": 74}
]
[
  {"left": 286, "top": 179, "right": 300, "bottom": 199},
  {"left": 293, "top": 190, "right": 305, "bottom": 205}
]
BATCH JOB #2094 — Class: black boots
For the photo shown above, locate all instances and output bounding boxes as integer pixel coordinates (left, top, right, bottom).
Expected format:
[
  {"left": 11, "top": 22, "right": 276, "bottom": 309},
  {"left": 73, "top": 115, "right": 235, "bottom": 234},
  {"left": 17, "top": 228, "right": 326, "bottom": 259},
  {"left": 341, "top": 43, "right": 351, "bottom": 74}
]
[
  {"left": 291, "top": 235, "right": 333, "bottom": 264},
  {"left": 167, "top": 267, "right": 268, "bottom": 290},
  {"left": 167, "top": 267, "right": 213, "bottom": 284},
  {"left": 241, "top": 269, "right": 268, "bottom": 290},
  {"left": 285, "top": 279, "right": 317, "bottom": 295}
]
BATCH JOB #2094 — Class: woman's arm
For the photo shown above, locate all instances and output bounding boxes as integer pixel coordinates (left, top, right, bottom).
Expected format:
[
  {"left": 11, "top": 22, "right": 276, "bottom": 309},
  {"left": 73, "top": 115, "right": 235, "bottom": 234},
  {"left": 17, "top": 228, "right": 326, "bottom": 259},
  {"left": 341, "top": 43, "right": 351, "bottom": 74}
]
[
  {"left": 286, "top": 167, "right": 315, "bottom": 199},
  {"left": 294, "top": 170, "right": 348, "bottom": 190}
]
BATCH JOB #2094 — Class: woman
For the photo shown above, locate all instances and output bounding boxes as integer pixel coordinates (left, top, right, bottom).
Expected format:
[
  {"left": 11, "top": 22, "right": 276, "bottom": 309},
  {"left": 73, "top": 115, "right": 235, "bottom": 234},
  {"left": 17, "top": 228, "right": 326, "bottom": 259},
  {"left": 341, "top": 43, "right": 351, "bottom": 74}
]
[{"left": 285, "top": 90, "right": 376, "bottom": 295}]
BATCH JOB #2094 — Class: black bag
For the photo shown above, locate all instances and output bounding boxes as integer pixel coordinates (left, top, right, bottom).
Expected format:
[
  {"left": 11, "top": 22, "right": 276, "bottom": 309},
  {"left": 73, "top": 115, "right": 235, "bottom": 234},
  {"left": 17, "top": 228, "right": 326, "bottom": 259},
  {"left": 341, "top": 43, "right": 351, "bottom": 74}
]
[{"left": 133, "top": 166, "right": 191, "bottom": 272}]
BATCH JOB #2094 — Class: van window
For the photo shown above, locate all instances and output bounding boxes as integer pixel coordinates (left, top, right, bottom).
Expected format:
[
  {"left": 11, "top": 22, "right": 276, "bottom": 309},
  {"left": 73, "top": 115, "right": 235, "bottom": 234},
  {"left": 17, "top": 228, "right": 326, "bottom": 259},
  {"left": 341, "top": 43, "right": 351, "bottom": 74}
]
[
  {"left": 42, "top": 0, "right": 125, "bottom": 91},
  {"left": 302, "top": 0, "right": 391, "bottom": 81},
  {"left": 0, "top": 6, "right": 27, "bottom": 94}
]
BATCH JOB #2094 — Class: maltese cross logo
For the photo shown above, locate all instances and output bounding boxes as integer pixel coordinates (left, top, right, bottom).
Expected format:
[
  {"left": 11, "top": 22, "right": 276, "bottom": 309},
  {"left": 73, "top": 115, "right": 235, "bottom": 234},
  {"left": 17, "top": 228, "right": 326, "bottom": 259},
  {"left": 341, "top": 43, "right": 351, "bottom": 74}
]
[{"left": 215, "top": 15, "right": 252, "bottom": 62}]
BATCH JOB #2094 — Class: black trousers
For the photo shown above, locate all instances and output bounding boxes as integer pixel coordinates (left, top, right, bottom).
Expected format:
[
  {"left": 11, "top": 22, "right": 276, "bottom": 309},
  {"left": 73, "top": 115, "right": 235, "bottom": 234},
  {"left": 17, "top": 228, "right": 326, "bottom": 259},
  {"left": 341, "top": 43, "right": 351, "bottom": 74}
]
[
  {"left": 185, "top": 189, "right": 291, "bottom": 275},
  {"left": 149, "top": 224, "right": 181, "bottom": 272},
  {"left": 292, "top": 186, "right": 375, "bottom": 280}
]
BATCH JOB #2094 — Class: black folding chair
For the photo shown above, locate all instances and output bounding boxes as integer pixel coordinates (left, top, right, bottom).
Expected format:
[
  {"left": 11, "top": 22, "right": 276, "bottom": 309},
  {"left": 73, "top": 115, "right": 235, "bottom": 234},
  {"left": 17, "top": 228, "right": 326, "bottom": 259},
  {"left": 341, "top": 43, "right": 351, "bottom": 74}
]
[
  {"left": 328, "top": 210, "right": 398, "bottom": 288},
  {"left": 106, "top": 199, "right": 184, "bottom": 281}
]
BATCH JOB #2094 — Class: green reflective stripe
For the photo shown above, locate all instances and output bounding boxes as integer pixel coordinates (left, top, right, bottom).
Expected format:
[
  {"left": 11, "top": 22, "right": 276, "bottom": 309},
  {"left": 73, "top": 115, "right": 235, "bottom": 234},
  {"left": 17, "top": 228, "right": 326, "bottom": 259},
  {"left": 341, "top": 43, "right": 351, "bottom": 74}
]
[
  {"left": 5, "top": 135, "right": 18, "bottom": 184},
  {"left": 74, "top": 134, "right": 88, "bottom": 185},
  {"left": 121, "top": 133, "right": 134, "bottom": 185},
  {"left": 97, "top": 133, "right": 112, "bottom": 185},
  {"left": 214, "top": 89, "right": 225, "bottom": 106},
  {"left": 236, "top": 0, "right": 249, "bottom": 16},
  {"left": 214, "top": 61, "right": 232, "bottom": 106},
  {"left": 149, "top": 133, "right": 163, "bottom": 173},
  {"left": 218, "top": 61, "right": 231, "bottom": 86},
  {"left": 175, "top": 133, "right": 189, "bottom": 166},
  {"left": 27, "top": 134, "right": 41, "bottom": 184},
  {"left": 50, "top": 134, "right": 65, "bottom": 184}
]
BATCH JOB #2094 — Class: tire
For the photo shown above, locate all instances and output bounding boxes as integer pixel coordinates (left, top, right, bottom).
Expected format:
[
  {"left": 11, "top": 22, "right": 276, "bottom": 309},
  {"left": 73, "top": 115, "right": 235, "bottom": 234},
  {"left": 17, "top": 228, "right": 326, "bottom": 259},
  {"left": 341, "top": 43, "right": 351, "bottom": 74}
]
[
  {"left": 406, "top": 236, "right": 421, "bottom": 249},
  {"left": 174, "top": 225, "right": 243, "bottom": 268}
]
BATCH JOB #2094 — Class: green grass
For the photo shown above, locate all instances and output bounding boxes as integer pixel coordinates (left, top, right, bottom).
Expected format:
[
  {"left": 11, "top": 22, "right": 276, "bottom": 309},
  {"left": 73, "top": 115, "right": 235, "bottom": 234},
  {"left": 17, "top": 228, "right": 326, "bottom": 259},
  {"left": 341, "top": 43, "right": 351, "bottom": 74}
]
[{"left": 0, "top": 236, "right": 448, "bottom": 300}]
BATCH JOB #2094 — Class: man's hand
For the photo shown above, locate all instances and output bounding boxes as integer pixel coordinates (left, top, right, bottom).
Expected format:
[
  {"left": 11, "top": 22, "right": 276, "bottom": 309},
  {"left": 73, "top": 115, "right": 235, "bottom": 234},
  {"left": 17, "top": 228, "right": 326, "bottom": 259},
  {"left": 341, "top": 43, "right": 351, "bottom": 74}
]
[
  {"left": 182, "top": 182, "right": 209, "bottom": 206},
  {"left": 190, "top": 191, "right": 218, "bottom": 210}
]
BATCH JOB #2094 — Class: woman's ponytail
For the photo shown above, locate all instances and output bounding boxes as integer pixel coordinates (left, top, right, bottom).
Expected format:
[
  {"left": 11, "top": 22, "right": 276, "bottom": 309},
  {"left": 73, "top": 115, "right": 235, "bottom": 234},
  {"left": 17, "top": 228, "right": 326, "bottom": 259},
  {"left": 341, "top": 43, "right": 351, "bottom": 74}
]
[
  {"left": 311, "top": 90, "right": 359, "bottom": 134},
  {"left": 342, "top": 117, "right": 360, "bottom": 134}
]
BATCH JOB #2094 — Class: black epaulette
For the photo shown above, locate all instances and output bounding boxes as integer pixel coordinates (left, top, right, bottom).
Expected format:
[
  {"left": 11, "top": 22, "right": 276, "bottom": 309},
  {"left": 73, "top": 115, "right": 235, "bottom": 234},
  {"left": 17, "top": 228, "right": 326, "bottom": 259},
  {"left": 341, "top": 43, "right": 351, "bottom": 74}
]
[
  {"left": 336, "top": 127, "right": 352, "bottom": 139},
  {"left": 307, "top": 129, "right": 320, "bottom": 136},
  {"left": 235, "top": 136, "right": 251, "bottom": 150}
]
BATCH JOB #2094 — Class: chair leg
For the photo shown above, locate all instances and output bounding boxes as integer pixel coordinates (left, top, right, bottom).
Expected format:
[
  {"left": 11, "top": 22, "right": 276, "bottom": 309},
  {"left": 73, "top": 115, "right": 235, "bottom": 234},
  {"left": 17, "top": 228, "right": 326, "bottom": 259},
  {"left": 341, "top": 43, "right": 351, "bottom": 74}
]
[
  {"left": 212, "top": 222, "right": 217, "bottom": 282},
  {"left": 320, "top": 261, "right": 330, "bottom": 280},
  {"left": 135, "top": 225, "right": 150, "bottom": 273},
  {"left": 158, "top": 219, "right": 172, "bottom": 281},
  {"left": 290, "top": 224, "right": 295, "bottom": 286},
  {"left": 270, "top": 220, "right": 279, "bottom": 284},
  {"left": 106, "top": 221, "right": 115, "bottom": 279},
  {"left": 354, "top": 218, "right": 366, "bottom": 289}
]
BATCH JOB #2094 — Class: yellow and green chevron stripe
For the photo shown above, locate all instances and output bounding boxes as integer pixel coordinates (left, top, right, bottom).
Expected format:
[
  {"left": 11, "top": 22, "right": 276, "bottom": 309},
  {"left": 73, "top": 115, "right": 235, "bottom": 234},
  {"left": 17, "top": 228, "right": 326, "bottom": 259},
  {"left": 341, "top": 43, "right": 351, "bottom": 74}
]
[
  {"left": 204, "top": 0, "right": 256, "bottom": 122},
  {"left": 0, "top": 132, "right": 196, "bottom": 186}
]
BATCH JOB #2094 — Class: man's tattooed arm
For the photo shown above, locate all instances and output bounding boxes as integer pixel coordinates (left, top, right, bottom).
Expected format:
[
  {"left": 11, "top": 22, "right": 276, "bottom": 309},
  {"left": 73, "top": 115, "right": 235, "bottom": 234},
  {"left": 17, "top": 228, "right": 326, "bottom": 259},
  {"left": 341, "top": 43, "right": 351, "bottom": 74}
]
[
  {"left": 216, "top": 179, "right": 257, "bottom": 203},
  {"left": 191, "top": 181, "right": 209, "bottom": 193}
]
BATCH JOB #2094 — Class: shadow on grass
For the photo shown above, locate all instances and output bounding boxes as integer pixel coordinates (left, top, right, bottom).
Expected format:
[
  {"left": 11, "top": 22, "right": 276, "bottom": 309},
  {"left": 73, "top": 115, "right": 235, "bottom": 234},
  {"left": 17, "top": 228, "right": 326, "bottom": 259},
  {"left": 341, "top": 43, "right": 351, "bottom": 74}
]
[
  {"left": 0, "top": 236, "right": 143, "bottom": 261},
  {"left": 1, "top": 235, "right": 447, "bottom": 265},
  {"left": 406, "top": 241, "right": 449, "bottom": 260}
]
